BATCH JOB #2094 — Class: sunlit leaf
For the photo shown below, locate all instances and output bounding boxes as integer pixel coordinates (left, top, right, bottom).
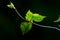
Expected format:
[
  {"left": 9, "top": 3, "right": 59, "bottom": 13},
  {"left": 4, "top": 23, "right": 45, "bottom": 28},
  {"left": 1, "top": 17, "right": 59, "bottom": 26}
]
[
  {"left": 25, "top": 10, "right": 33, "bottom": 21},
  {"left": 25, "top": 10, "right": 46, "bottom": 22},
  {"left": 32, "top": 13, "right": 46, "bottom": 22},
  {"left": 7, "top": 2, "right": 15, "bottom": 8},
  {"left": 20, "top": 22, "right": 32, "bottom": 35}
]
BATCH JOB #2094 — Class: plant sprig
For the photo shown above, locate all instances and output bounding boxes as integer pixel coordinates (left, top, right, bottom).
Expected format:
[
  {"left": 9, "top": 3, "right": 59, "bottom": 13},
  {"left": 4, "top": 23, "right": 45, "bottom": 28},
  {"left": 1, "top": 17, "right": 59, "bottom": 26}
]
[{"left": 7, "top": 1, "right": 60, "bottom": 35}]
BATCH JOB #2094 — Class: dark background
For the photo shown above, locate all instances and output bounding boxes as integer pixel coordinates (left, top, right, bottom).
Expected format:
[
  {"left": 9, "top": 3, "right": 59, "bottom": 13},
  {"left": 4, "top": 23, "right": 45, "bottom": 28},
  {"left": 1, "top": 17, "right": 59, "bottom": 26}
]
[{"left": 0, "top": 0, "right": 60, "bottom": 40}]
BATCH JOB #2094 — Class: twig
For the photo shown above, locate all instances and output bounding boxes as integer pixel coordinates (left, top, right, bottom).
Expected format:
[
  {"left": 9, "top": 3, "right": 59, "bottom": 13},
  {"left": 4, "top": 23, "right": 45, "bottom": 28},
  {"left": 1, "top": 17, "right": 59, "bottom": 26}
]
[
  {"left": 12, "top": 2, "right": 60, "bottom": 31},
  {"left": 33, "top": 22, "right": 60, "bottom": 31},
  {"left": 13, "top": 7, "right": 26, "bottom": 20}
]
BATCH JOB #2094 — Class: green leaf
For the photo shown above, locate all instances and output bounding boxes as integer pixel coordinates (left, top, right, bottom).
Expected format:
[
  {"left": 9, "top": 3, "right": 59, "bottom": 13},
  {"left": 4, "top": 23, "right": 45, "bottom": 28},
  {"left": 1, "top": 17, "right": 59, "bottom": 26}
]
[
  {"left": 25, "top": 10, "right": 33, "bottom": 21},
  {"left": 32, "top": 13, "right": 46, "bottom": 22},
  {"left": 54, "top": 15, "right": 60, "bottom": 22},
  {"left": 20, "top": 22, "right": 32, "bottom": 35},
  {"left": 25, "top": 10, "right": 46, "bottom": 22},
  {"left": 7, "top": 2, "right": 15, "bottom": 8}
]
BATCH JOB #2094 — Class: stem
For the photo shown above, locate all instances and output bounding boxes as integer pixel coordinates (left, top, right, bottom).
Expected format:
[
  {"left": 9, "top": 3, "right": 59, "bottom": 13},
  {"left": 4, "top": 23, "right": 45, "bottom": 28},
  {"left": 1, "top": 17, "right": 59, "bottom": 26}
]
[
  {"left": 33, "top": 22, "right": 60, "bottom": 31},
  {"left": 13, "top": 7, "right": 26, "bottom": 20}
]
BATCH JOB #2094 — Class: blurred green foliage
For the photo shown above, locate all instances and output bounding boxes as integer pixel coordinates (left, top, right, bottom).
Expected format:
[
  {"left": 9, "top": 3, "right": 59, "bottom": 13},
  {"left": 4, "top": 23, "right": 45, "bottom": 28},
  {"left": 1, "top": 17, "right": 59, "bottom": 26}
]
[{"left": 20, "top": 22, "right": 32, "bottom": 35}]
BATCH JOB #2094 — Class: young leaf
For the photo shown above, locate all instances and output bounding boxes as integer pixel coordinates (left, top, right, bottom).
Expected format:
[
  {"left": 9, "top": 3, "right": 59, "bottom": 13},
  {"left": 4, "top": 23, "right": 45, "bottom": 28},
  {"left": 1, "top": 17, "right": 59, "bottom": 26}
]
[
  {"left": 7, "top": 2, "right": 15, "bottom": 9},
  {"left": 32, "top": 13, "right": 46, "bottom": 22},
  {"left": 20, "top": 22, "right": 32, "bottom": 35},
  {"left": 25, "top": 10, "right": 46, "bottom": 22},
  {"left": 25, "top": 10, "right": 33, "bottom": 21}
]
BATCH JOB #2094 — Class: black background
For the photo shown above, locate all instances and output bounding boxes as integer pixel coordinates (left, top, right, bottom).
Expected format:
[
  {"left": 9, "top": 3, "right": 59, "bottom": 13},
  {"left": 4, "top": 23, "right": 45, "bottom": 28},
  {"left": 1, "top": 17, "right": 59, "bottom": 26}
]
[{"left": 0, "top": 0, "right": 60, "bottom": 40}]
